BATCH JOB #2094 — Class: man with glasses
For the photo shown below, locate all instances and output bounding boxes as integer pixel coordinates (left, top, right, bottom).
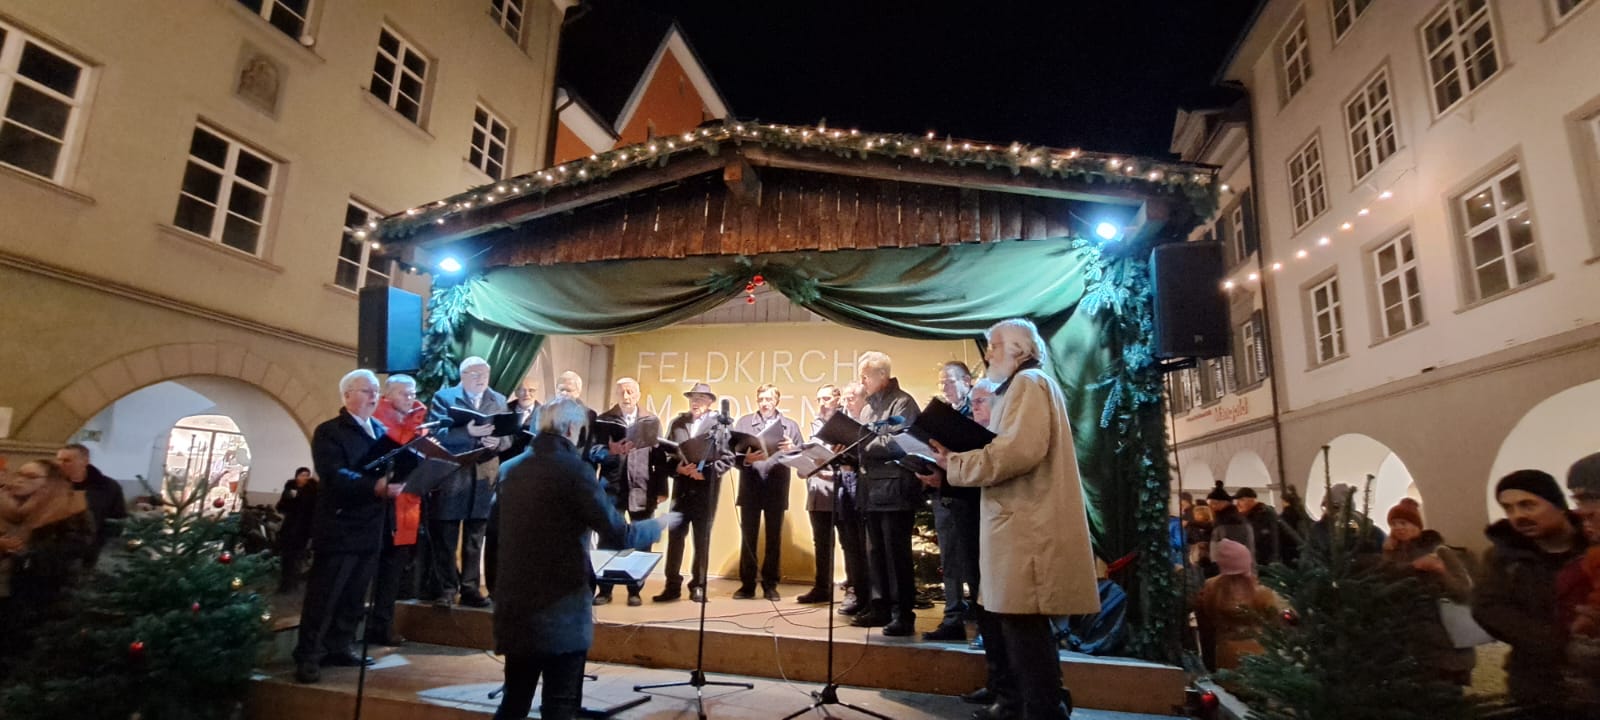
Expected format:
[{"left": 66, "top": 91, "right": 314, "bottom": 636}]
[{"left": 427, "top": 357, "right": 510, "bottom": 608}]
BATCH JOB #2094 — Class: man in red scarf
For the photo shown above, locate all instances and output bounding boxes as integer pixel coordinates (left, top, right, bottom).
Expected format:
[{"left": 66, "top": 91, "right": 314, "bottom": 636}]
[{"left": 369, "top": 374, "right": 427, "bottom": 646}]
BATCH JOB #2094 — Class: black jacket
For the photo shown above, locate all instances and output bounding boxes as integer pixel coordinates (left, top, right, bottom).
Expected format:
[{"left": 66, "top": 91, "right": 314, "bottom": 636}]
[
  {"left": 428, "top": 385, "right": 512, "bottom": 521},
  {"left": 1473, "top": 516, "right": 1588, "bottom": 704},
  {"left": 596, "top": 405, "right": 670, "bottom": 515},
  {"left": 854, "top": 378, "right": 922, "bottom": 512},
  {"left": 309, "top": 409, "right": 388, "bottom": 555},
  {"left": 493, "top": 433, "right": 663, "bottom": 656},
  {"left": 665, "top": 410, "right": 727, "bottom": 515},
  {"left": 732, "top": 412, "right": 803, "bottom": 511},
  {"left": 74, "top": 464, "right": 127, "bottom": 563},
  {"left": 1241, "top": 503, "right": 1280, "bottom": 564},
  {"left": 276, "top": 479, "right": 319, "bottom": 537}
]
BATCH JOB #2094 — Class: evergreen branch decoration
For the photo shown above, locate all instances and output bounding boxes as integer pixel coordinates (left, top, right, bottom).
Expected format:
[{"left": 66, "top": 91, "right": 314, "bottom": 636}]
[{"left": 417, "top": 279, "right": 475, "bottom": 401}]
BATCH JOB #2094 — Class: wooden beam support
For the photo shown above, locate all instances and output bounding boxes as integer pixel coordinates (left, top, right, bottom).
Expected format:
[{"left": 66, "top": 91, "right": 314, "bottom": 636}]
[{"left": 722, "top": 156, "right": 761, "bottom": 200}]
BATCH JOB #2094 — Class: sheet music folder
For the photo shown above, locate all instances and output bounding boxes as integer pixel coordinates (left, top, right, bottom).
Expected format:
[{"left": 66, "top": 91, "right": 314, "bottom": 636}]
[
  {"left": 813, "top": 412, "right": 867, "bottom": 446},
  {"left": 588, "top": 549, "right": 663, "bottom": 582},
  {"left": 591, "top": 416, "right": 663, "bottom": 448},
  {"left": 729, "top": 421, "right": 789, "bottom": 456},
  {"left": 905, "top": 399, "right": 996, "bottom": 453},
  {"left": 446, "top": 406, "right": 524, "bottom": 436}
]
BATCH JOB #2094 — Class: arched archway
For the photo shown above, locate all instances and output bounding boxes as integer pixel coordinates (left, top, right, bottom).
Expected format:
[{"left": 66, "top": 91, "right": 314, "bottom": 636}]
[
  {"left": 1487, "top": 377, "right": 1600, "bottom": 518},
  {"left": 1225, "top": 450, "right": 1274, "bottom": 504},
  {"left": 1305, "top": 433, "right": 1419, "bottom": 531}
]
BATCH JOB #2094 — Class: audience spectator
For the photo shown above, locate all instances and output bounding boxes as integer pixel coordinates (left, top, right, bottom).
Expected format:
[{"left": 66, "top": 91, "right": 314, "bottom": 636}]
[{"left": 1380, "top": 499, "right": 1475, "bottom": 687}]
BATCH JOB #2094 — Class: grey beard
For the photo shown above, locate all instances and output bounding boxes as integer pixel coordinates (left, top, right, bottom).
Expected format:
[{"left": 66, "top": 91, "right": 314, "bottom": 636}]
[{"left": 984, "top": 359, "right": 1017, "bottom": 384}]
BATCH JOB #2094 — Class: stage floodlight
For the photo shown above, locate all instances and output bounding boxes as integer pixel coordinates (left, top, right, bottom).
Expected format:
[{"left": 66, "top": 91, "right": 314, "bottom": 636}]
[
  {"left": 437, "top": 256, "right": 464, "bottom": 273},
  {"left": 1095, "top": 222, "right": 1119, "bottom": 241}
]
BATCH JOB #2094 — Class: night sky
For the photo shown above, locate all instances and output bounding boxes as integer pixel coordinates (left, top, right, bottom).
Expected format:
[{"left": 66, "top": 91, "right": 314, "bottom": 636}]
[{"left": 641, "top": 0, "right": 1259, "bottom": 160}]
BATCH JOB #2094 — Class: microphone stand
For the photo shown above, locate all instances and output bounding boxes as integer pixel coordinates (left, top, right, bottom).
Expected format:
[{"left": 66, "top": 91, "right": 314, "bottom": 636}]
[
  {"left": 780, "top": 424, "right": 892, "bottom": 720},
  {"left": 634, "top": 405, "right": 753, "bottom": 720}
]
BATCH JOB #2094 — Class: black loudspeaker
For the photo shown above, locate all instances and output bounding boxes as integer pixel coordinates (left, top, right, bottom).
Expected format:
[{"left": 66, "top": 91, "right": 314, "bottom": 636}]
[
  {"left": 358, "top": 286, "right": 424, "bottom": 373},
  {"left": 1150, "top": 242, "right": 1230, "bottom": 359}
]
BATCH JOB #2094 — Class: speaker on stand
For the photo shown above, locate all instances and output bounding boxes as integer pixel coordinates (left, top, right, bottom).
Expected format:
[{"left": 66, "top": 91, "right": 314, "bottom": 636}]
[
  {"left": 358, "top": 286, "right": 424, "bottom": 373},
  {"left": 1150, "top": 241, "right": 1230, "bottom": 361}
]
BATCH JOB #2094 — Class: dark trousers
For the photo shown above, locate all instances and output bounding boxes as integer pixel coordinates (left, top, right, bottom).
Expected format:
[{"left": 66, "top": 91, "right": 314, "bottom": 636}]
[
  {"left": 492, "top": 650, "right": 588, "bottom": 720},
  {"left": 738, "top": 505, "right": 784, "bottom": 591},
  {"left": 807, "top": 510, "right": 834, "bottom": 593},
  {"left": 662, "top": 508, "right": 714, "bottom": 591},
  {"left": 835, "top": 491, "right": 869, "bottom": 597},
  {"left": 979, "top": 609, "right": 1068, "bottom": 720},
  {"left": 368, "top": 542, "right": 414, "bottom": 641},
  {"left": 597, "top": 510, "right": 653, "bottom": 597},
  {"left": 277, "top": 527, "right": 311, "bottom": 591},
  {"left": 293, "top": 550, "right": 379, "bottom": 664},
  {"left": 484, "top": 500, "right": 499, "bottom": 596},
  {"left": 933, "top": 496, "right": 981, "bottom": 625},
  {"left": 864, "top": 510, "right": 915, "bottom": 615},
  {"left": 430, "top": 517, "right": 488, "bottom": 601}
]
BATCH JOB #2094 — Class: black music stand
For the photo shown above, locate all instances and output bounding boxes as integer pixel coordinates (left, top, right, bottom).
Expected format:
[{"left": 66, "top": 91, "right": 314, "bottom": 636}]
[
  {"left": 632, "top": 413, "right": 753, "bottom": 720},
  {"left": 779, "top": 426, "right": 893, "bottom": 720}
]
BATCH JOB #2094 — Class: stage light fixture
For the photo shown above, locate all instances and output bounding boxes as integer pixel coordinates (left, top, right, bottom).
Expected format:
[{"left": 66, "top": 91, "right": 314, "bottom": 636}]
[
  {"left": 1095, "top": 222, "right": 1119, "bottom": 240},
  {"left": 437, "top": 256, "right": 464, "bottom": 273}
]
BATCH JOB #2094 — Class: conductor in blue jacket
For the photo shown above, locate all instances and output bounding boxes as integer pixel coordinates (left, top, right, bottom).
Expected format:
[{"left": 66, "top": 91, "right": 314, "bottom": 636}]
[{"left": 491, "top": 398, "right": 681, "bottom": 720}]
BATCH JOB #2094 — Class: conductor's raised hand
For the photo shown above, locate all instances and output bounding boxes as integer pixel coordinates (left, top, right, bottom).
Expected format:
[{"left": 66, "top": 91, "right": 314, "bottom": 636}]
[
  {"left": 659, "top": 511, "right": 685, "bottom": 531},
  {"left": 466, "top": 420, "right": 495, "bottom": 438},
  {"left": 929, "top": 439, "right": 951, "bottom": 469}
]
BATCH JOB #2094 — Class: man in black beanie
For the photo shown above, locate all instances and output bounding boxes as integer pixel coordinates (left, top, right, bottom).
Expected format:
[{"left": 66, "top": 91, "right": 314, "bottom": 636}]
[
  {"left": 1473, "top": 469, "right": 1587, "bottom": 714},
  {"left": 1205, "top": 481, "right": 1255, "bottom": 564}
]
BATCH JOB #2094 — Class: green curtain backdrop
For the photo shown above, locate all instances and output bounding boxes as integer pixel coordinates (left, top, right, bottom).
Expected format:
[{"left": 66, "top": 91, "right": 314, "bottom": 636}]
[{"left": 427, "top": 238, "right": 1177, "bottom": 658}]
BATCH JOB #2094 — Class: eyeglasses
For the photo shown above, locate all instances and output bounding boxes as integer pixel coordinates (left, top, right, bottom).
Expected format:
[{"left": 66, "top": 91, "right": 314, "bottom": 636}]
[{"left": 462, "top": 369, "right": 490, "bottom": 378}]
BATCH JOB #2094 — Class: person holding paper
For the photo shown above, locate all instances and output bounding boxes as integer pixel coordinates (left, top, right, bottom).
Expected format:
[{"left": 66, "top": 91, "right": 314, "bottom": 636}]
[
  {"left": 492, "top": 398, "right": 681, "bottom": 720},
  {"left": 293, "top": 370, "right": 393, "bottom": 684},
  {"left": 798, "top": 385, "right": 846, "bottom": 604},
  {"left": 654, "top": 383, "right": 727, "bottom": 604},
  {"left": 594, "top": 377, "right": 670, "bottom": 606},
  {"left": 732, "top": 384, "right": 803, "bottom": 601},
  {"left": 931, "top": 319, "right": 1098, "bottom": 720},
  {"left": 427, "top": 356, "right": 511, "bottom": 609},
  {"left": 367, "top": 374, "right": 427, "bottom": 646},
  {"left": 924, "top": 361, "right": 982, "bottom": 643},
  {"left": 834, "top": 382, "right": 872, "bottom": 615},
  {"left": 852, "top": 352, "right": 922, "bottom": 637}
]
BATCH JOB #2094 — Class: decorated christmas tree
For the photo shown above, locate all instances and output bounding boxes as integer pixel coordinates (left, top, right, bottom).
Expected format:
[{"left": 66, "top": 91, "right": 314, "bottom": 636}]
[
  {"left": 1233, "top": 454, "right": 1471, "bottom": 720},
  {"left": 1, "top": 473, "right": 276, "bottom": 720}
]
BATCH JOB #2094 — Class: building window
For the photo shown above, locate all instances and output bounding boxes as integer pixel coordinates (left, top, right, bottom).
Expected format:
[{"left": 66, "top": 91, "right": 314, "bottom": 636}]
[
  {"left": 1422, "top": 0, "right": 1500, "bottom": 115},
  {"left": 335, "top": 200, "right": 390, "bottom": 291},
  {"left": 469, "top": 104, "right": 510, "bottom": 180},
  {"left": 0, "top": 22, "right": 89, "bottom": 183},
  {"left": 370, "top": 26, "right": 428, "bottom": 125},
  {"left": 1204, "top": 359, "right": 1228, "bottom": 402},
  {"left": 1308, "top": 274, "right": 1345, "bottom": 364},
  {"left": 1371, "top": 232, "right": 1425, "bottom": 337},
  {"left": 173, "top": 125, "right": 275, "bottom": 255},
  {"left": 1331, "top": 0, "right": 1374, "bottom": 40},
  {"left": 1552, "top": 0, "right": 1590, "bottom": 21},
  {"left": 1240, "top": 311, "right": 1268, "bottom": 386},
  {"left": 1346, "top": 68, "right": 1398, "bottom": 182},
  {"left": 1458, "top": 164, "right": 1539, "bottom": 301},
  {"left": 1288, "top": 136, "right": 1329, "bottom": 231},
  {"left": 489, "top": 0, "right": 524, "bottom": 42},
  {"left": 1280, "top": 18, "right": 1314, "bottom": 101},
  {"left": 235, "top": 0, "right": 310, "bottom": 40},
  {"left": 1228, "top": 204, "right": 1248, "bottom": 266}
]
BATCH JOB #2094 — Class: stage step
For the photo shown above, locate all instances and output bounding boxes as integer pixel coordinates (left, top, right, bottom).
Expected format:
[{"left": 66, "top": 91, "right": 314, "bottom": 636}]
[{"left": 393, "top": 580, "right": 1186, "bottom": 716}]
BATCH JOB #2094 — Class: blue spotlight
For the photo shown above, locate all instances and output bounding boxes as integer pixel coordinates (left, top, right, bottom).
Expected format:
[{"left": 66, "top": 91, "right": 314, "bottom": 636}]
[
  {"left": 1094, "top": 222, "right": 1119, "bottom": 241},
  {"left": 437, "top": 256, "right": 464, "bottom": 273}
]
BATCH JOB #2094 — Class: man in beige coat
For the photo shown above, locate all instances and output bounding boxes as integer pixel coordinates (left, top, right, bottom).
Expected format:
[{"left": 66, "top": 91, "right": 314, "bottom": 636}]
[{"left": 933, "top": 318, "right": 1099, "bottom": 720}]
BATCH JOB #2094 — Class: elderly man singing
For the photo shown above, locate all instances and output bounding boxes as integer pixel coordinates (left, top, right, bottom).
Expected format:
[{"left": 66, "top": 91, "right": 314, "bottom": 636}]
[{"left": 930, "top": 319, "right": 1099, "bottom": 720}]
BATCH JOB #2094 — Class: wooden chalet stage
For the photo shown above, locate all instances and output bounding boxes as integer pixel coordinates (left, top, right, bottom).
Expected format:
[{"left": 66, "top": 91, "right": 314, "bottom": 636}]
[{"left": 249, "top": 579, "right": 1185, "bottom": 718}]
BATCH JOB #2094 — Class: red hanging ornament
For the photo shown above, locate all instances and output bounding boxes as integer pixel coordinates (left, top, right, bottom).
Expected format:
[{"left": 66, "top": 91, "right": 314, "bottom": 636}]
[
  {"left": 752, "top": 274, "right": 765, "bottom": 286},
  {"left": 128, "top": 640, "right": 146, "bottom": 661},
  {"left": 1281, "top": 609, "right": 1299, "bottom": 626},
  {"left": 191, "top": 602, "right": 201, "bottom": 614},
  {"left": 218, "top": 551, "right": 233, "bottom": 565},
  {"left": 212, "top": 497, "right": 226, "bottom": 509},
  {"left": 744, "top": 282, "right": 756, "bottom": 293},
  {"left": 744, "top": 296, "right": 757, "bottom": 305}
]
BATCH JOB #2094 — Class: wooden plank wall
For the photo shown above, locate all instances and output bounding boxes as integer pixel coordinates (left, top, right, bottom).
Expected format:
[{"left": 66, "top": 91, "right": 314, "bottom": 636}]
[{"left": 482, "top": 168, "right": 1080, "bottom": 268}]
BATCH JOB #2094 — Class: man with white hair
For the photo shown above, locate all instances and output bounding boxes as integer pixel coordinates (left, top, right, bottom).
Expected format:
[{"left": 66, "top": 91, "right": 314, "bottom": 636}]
[
  {"left": 294, "top": 370, "right": 394, "bottom": 684},
  {"left": 555, "top": 371, "right": 584, "bottom": 401},
  {"left": 851, "top": 351, "right": 922, "bottom": 636},
  {"left": 427, "top": 356, "right": 511, "bottom": 608},
  {"left": 932, "top": 319, "right": 1099, "bottom": 720},
  {"left": 593, "top": 377, "right": 669, "bottom": 606}
]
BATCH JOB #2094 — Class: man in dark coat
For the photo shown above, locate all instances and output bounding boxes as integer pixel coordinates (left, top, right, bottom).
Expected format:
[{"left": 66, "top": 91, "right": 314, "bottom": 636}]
[
  {"left": 851, "top": 351, "right": 922, "bottom": 637},
  {"left": 1206, "top": 482, "right": 1256, "bottom": 562},
  {"left": 55, "top": 444, "right": 127, "bottom": 566},
  {"left": 925, "top": 361, "right": 982, "bottom": 642},
  {"left": 294, "top": 370, "right": 392, "bottom": 684},
  {"left": 491, "top": 398, "right": 677, "bottom": 720},
  {"left": 1233, "top": 487, "right": 1279, "bottom": 566},
  {"left": 427, "top": 356, "right": 511, "bottom": 608},
  {"left": 653, "top": 383, "right": 727, "bottom": 604},
  {"left": 275, "top": 466, "right": 318, "bottom": 593},
  {"left": 593, "top": 377, "right": 669, "bottom": 606},
  {"left": 1474, "top": 470, "right": 1588, "bottom": 715},
  {"left": 731, "top": 383, "right": 803, "bottom": 601}
]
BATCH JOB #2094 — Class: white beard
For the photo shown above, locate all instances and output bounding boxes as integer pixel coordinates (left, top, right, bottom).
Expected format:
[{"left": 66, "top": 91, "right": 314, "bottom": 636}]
[{"left": 985, "top": 354, "right": 1019, "bottom": 383}]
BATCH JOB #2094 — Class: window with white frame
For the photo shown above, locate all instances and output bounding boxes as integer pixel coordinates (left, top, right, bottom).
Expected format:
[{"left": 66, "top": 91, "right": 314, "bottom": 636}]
[
  {"left": 0, "top": 22, "right": 90, "bottom": 183},
  {"left": 489, "top": 0, "right": 524, "bottom": 43},
  {"left": 1205, "top": 358, "right": 1228, "bottom": 402},
  {"left": 1331, "top": 0, "right": 1374, "bottom": 40},
  {"left": 1458, "top": 164, "right": 1540, "bottom": 301},
  {"left": 1288, "top": 136, "right": 1329, "bottom": 231},
  {"left": 1346, "top": 68, "right": 1398, "bottom": 182},
  {"left": 370, "top": 26, "right": 429, "bottom": 125},
  {"left": 1552, "top": 0, "right": 1590, "bottom": 21},
  {"left": 1240, "top": 312, "right": 1268, "bottom": 386},
  {"left": 1371, "top": 232, "right": 1425, "bottom": 337},
  {"left": 469, "top": 105, "right": 510, "bottom": 180},
  {"left": 1421, "top": 0, "right": 1500, "bottom": 115},
  {"left": 335, "top": 200, "right": 390, "bottom": 291},
  {"left": 1279, "top": 17, "right": 1313, "bottom": 101},
  {"left": 1228, "top": 204, "right": 1248, "bottom": 266},
  {"left": 1181, "top": 368, "right": 1203, "bottom": 411},
  {"left": 235, "top": 0, "right": 310, "bottom": 40},
  {"left": 173, "top": 125, "right": 275, "bottom": 255},
  {"left": 1308, "top": 274, "right": 1345, "bottom": 364}
]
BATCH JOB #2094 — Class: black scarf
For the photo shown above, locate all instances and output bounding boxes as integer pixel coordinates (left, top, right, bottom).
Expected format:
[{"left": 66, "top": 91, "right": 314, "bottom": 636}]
[{"left": 994, "top": 358, "right": 1042, "bottom": 396}]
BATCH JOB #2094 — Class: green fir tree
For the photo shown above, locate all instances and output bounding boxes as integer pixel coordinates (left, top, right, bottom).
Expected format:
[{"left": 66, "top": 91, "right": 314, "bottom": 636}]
[
  {"left": 1, "top": 473, "right": 275, "bottom": 720},
  {"left": 1233, "top": 457, "right": 1472, "bottom": 720}
]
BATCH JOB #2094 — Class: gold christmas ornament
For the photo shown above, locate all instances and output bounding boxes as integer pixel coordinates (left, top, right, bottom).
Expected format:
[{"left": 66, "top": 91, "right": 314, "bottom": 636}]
[
  {"left": 125, "top": 538, "right": 143, "bottom": 551},
  {"left": 230, "top": 577, "right": 243, "bottom": 591}
]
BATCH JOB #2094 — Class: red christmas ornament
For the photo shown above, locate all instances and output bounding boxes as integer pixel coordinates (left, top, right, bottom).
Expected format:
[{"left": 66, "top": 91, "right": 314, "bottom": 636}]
[
  {"left": 212, "top": 497, "right": 226, "bottom": 509},
  {"left": 1200, "top": 691, "right": 1219, "bottom": 711},
  {"left": 128, "top": 640, "right": 146, "bottom": 661},
  {"left": 744, "top": 282, "right": 756, "bottom": 293},
  {"left": 752, "top": 274, "right": 765, "bottom": 286},
  {"left": 1281, "top": 609, "right": 1299, "bottom": 626},
  {"left": 744, "top": 296, "right": 757, "bottom": 305},
  {"left": 191, "top": 602, "right": 201, "bottom": 614},
  {"left": 218, "top": 551, "right": 233, "bottom": 565}
]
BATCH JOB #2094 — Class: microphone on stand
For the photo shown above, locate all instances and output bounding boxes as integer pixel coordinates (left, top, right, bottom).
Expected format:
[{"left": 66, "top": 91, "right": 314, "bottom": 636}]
[{"left": 718, "top": 398, "right": 733, "bottom": 425}]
